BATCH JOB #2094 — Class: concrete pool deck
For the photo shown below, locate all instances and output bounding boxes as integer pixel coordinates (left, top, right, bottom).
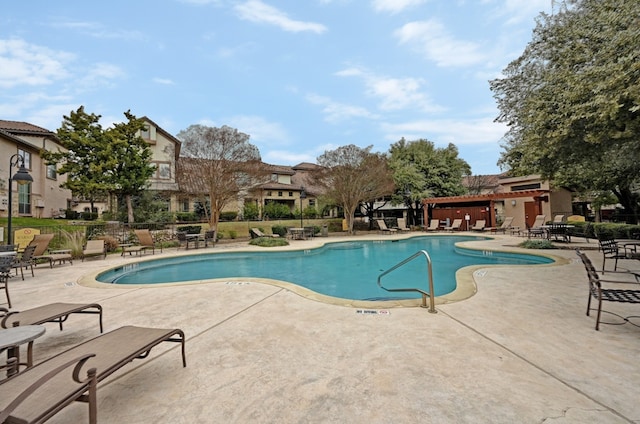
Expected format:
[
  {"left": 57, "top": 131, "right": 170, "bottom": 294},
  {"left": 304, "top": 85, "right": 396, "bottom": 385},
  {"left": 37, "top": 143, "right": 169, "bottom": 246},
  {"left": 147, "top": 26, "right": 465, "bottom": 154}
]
[{"left": 3, "top": 233, "right": 640, "bottom": 423}]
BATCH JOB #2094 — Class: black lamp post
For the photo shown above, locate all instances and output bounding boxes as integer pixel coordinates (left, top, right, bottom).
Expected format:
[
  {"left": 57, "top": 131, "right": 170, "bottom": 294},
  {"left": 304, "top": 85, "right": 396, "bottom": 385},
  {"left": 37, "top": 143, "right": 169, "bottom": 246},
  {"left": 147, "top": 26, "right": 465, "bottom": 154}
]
[
  {"left": 299, "top": 186, "right": 306, "bottom": 228},
  {"left": 7, "top": 154, "right": 33, "bottom": 245}
]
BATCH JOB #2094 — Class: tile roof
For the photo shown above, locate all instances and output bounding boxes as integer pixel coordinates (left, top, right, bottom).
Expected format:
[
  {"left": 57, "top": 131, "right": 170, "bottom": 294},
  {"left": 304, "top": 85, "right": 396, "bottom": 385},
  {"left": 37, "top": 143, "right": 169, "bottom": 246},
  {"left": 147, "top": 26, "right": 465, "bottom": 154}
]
[{"left": 0, "top": 119, "right": 56, "bottom": 136}]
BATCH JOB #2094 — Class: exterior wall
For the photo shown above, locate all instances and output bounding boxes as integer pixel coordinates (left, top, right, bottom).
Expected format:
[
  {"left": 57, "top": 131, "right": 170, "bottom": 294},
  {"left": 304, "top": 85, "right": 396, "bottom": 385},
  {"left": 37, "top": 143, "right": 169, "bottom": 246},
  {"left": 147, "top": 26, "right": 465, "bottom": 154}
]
[
  {"left": 144, "top": 121, "right": 179, "bottom": 194},
  {"left": 0, "top": 133, "right": 71, "bottom": 219}
]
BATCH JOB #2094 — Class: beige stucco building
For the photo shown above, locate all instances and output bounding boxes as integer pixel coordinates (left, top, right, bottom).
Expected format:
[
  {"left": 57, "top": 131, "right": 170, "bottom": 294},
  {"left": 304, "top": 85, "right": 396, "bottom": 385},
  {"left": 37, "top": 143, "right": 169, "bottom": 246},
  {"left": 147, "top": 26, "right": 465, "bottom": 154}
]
[{"left": 0, "top": 120, "right": 71, "bottom": 222}]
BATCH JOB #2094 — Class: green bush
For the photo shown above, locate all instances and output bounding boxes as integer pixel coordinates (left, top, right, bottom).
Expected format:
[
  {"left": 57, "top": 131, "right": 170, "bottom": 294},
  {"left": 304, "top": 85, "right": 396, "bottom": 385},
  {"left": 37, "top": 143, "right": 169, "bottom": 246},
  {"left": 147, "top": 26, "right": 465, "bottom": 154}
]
[
  {"left": 220, "top": 211, "right": 238, "bottom": 221},
  {"left": 264, "top": 202, "right": 292, "bottom": 219},
  {"left": 177, "top": 225, "right": 202, "bottom": 234},
  {"left": 518, "top": 239, "right": 555, "bottom": 249},
  {"left": 176, "top": 212, "right": 198, "bottom": 222},
  {"left": 228, "top": 230, "right": 237, "bottom": 239},
  {"left": 249, "top": 237, "right": 289, "bottom": 247},
  {"left": 243, "top": 203, "right": 260, "bottom": 220},
  {"left": 271, "top": 225, "right": 288, "bottom": 237}
]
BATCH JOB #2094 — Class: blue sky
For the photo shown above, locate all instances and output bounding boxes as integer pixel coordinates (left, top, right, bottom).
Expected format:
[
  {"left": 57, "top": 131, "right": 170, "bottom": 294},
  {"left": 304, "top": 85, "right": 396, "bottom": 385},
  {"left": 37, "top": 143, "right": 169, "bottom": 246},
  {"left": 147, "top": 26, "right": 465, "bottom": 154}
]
[{"left": 1, "top": 0, "right": 553, "bottom": 175}]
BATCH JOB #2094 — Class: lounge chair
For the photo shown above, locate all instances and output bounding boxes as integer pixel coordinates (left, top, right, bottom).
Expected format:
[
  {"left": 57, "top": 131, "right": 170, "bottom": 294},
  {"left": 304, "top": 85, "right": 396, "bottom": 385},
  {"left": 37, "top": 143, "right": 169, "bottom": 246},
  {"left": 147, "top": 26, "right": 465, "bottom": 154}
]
[
  {"left": 376, "top": 219, "right": 398, "bottom": 235},
  {"left": 82, "top": 240, "right": 106, "bottom": 262},
  {"left": 552, "top": 214, "right": 566, "bottom": 223},
  {"left": 395, "top": 218, "right": 411, "bottom": 232},
  {"left": 443, "top": 219, "right": 462, "bottom": 232},
  {"left": 11, "top": 244, "right": 36, "bottom": 280},
  {"left": 28, "top": 233, "right": 74, "bottom": 268},
  {"left": 484, "top": 216, "right": 513, "bottom": 234},
  {"left": 250, "top": 228, "right": 279, "bottom": 238},
  {"left": 122, "top": 229, "right": 159, "bottom": 256},
  {"left": 0, "top": 325, "right": 186, "bottom": 424},
  {"left": 525, "top": 215, "right": 546, "bottom": 238},
  {"left": 0, "top": 255, "right": 14, "bottom": 308},
  {"left": 1, "top": 303, "right": 103, "bottom": 332},
  {"left": 470, "top": 220, "right": 486, "bottom": 231},
  {"left": 576, "top": 250, "right": 640, "bottom": 330},
  {"left": 423, "top": 219, "right": 440, "bottom": 232}
]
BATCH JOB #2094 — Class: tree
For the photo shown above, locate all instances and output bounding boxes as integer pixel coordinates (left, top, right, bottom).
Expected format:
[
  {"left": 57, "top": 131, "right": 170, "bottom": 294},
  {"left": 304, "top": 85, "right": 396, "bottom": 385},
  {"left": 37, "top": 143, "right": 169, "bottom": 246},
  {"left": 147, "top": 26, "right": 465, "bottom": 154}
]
[
  {"left": 176, "top": 124, "right": 266, "bottom": 240},
  {"left": 313, "top": 145, "right": 395, "bottom": 234},
  {"left": 389, "top": 138, "right": 471, "bottom": 225},
  {"left": 43, "top": 106, "right": 111, "bottom": 214},
  {"left": 106, "top": 111, "right": 155, "bottom": 223},
  {"left": 490, "top": 0, "right": 640, "bottom": 223}
]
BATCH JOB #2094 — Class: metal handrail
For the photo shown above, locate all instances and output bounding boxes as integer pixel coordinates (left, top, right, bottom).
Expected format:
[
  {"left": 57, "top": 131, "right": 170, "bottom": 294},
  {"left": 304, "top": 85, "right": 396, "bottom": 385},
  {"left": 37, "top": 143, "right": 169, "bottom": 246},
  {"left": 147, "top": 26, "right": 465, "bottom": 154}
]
[{"left": 377, "top": 250, "right": 436, "bottom": 313}]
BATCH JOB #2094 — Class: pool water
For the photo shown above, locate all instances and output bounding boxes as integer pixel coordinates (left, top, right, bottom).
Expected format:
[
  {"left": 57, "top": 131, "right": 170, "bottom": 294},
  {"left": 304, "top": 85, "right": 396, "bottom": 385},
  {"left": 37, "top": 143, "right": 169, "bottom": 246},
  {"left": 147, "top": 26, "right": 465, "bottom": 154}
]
[{"left": 97, "top": 236, "right": 553, "bottom": 301}]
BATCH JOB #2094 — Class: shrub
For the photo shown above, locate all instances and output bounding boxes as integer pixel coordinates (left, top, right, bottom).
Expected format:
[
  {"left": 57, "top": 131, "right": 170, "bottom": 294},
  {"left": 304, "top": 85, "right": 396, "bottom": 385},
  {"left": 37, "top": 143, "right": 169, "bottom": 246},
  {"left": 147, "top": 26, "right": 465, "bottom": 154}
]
[
  {"left": 243, "top": 202, "right": 260, "bottom": 220},
  {"left": 518, "top": 239, "right": 555, "bottom": 249},
  {"left": 177, "top": 225, "right": 202, "bottom": 234},
  {"left": 271, "top": 225, "right": 288, "bottom": 237},
  {"left": 97, "top": 235, "right": 119, "bottom": 252},
  {"left": 249, "top": 237, "right": 289, "bottom": 247},
  {"left": 228, "top": 230, "right": 237, "bottom": 239},
  {"left": 176, "top": 212, "right": 198, "bottom": 222},
  {"left": 220, "top": 211, "right": 238, "bottom": 221}
]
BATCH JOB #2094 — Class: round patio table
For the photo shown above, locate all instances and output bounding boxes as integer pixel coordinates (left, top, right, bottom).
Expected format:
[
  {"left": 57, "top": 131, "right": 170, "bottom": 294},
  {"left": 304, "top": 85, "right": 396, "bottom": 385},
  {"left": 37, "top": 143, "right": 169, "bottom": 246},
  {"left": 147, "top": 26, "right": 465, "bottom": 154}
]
[{"left": 0, "top": 324, "right": 46, "bottom": 377}]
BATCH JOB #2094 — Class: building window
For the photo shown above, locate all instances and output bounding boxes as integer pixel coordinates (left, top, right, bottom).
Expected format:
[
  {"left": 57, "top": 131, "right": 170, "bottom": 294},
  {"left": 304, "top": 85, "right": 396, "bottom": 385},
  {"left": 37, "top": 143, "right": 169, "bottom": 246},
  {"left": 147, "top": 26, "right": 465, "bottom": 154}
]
[
  {"left": 278, "top": 191, "right": 283, "bottom": 197},
  {"left": 46, "top": 164, "right": 57, "bottom": 179},
  {"left": 309, "top": 199, "right": 316, "bottom": 207},
  {"left": 18, "top": 183, "right": 31, "bottom": 214},
  {"left": 140, "top": 126, "right": 151, "bottom": 139},
  {"left": 155, "top": 162, "right": 171, "bottom": 179},
  {"left": 271, "top": 174, "right": 278, "bottom": 182},
  {"left": 18, "top": 149, "right": 31, "bottom": 170},
  {"left": 180, "top": 199, "right": 190, "bottom": 212},
  {"left": 289, "top": 191, "right": 293, "bottom": 197},
  {"left": 511, "top": 183, "right": 541, "bottom": 191},
  {"left": 266, "top": 191, "right": 272, "bottom": 196}
]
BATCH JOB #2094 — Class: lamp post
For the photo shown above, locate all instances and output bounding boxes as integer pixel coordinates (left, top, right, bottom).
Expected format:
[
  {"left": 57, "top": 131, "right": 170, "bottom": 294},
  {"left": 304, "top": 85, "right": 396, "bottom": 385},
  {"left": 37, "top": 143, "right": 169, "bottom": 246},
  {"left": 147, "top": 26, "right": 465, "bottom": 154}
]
[
  {"left": 7, "top": 154, "right": 33, "bottom": 245},
  {"left": 299, "top": 186, "right": 306, "bottom": 228}
]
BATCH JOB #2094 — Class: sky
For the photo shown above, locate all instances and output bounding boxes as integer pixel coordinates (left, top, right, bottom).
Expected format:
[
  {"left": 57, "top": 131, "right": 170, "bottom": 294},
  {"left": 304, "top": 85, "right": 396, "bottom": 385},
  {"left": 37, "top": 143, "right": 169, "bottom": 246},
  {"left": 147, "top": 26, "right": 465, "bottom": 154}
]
[{"left": 1, "top": 0, "right": 554, "bottom": 175}]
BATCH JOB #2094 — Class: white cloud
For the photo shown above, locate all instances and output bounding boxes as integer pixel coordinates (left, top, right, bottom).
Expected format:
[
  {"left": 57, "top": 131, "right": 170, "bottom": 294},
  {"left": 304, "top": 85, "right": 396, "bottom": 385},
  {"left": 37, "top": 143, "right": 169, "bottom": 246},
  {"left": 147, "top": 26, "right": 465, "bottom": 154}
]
[
  {"left": 235, "top": 1, "right": 328, "bottom": 34},
  {"left": 372, "top": 0, "right": 429, "bottom": 14},
  {"left": 335, "top": 66, "right": 444, "bottom": 113},
  {"left": 153, "top": 77, "right": 175, "bottom": 85},
  {"left": 306, "top": 93, "right": 378, "bottom": 123},
  {"left": 394, "top": 19, "right": 486, "bottom": 67},
  {"left": 195, "top": 115, "right": 290, "bottom": 145},
  {"left": 0, "top": 39, "right": 73, "bottom": 88},
  {"left": 50, "top": 20, "right": 146, "bottom": 41},
  {"left": 380, "top": 116, "right": 508, "bottom": 146},
  {"left": 76, "top": 63, "right": 126, "bottom": 90}
]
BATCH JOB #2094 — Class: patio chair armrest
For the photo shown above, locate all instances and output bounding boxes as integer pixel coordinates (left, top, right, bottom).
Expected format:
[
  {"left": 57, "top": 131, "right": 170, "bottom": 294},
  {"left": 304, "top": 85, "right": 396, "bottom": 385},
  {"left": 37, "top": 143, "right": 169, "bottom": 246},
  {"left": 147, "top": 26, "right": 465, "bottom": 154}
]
[{"left": 0, "top": 354, "right": 96, "bottom": 423}]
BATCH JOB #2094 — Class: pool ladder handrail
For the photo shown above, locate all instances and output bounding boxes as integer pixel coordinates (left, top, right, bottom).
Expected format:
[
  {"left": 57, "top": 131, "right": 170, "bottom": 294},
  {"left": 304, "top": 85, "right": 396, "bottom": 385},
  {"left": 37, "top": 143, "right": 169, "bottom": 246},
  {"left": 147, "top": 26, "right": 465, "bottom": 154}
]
[{"left": 377, "top": 250, "right": 437, "bottom": 313}]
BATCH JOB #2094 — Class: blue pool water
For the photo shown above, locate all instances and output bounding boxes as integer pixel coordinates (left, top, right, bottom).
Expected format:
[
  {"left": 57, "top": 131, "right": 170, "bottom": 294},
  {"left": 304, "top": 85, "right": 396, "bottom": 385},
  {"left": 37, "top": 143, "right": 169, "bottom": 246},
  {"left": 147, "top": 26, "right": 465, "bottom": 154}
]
[{"left": 97, "top": 236, "right": 553, "bottom": 301}]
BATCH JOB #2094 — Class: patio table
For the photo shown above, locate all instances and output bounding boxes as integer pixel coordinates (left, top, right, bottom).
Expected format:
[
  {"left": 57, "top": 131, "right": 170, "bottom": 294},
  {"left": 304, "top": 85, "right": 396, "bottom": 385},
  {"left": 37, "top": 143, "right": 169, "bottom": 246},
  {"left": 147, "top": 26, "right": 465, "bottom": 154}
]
[{"left": 0, "top": 325, "right": 46, "bottom": 377}]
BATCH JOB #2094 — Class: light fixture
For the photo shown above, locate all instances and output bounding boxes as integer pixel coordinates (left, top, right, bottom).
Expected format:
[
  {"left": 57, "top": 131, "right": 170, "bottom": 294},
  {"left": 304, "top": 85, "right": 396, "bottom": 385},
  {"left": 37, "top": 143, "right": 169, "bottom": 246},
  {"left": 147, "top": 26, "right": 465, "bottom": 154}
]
[
  {"left": 511, "top": 200, "right": 517, "bottom": 206},
  {"left": 7, "top": 154, "right": 33, "bottom": 245},
  {"left": 299, "top": 186, "right": 307, "bottom": 228}
]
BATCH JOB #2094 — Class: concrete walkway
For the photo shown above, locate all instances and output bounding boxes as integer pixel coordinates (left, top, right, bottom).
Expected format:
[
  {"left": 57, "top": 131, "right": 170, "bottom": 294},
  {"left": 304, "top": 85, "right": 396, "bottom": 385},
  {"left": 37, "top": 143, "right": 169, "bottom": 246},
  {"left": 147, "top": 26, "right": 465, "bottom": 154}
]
[{"left": 3, "top": 233, "right": 640, "bottom": 423}]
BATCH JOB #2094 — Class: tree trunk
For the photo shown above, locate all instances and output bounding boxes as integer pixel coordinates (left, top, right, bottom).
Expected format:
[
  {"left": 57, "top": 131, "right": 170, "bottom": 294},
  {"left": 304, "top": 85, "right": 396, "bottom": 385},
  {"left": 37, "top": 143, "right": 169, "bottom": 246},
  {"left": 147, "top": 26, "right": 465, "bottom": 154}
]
[{"left": 126, "top": 194, "right": 135, "bottom": 223}]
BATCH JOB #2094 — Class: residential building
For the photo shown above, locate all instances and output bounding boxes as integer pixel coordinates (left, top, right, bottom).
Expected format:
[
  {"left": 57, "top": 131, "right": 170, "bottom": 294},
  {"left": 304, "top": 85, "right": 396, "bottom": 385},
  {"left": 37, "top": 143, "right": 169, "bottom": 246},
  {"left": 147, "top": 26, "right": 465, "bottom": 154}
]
[{"left": 0, "top": 120, "right": 71, "bottom": 220}]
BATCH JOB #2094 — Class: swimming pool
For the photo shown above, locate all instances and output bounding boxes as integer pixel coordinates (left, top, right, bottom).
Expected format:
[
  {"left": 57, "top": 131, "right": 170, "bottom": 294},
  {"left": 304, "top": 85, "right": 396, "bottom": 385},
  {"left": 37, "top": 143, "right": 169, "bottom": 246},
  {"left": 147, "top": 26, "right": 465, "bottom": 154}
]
[{"left": 96, "top": 236, "right": 553, "bottom": 301}]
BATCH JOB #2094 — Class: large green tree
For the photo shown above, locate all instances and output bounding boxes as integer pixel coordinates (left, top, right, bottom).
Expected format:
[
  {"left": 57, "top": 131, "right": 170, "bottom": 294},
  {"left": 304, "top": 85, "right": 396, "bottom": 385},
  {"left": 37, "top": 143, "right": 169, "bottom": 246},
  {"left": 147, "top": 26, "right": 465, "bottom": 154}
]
[
  {"left": 45, "top": 107, "right": 155, "bottom": 223},
  {"left": 43, "top": 106, "right": 111, "bottom": 214},
  {"left": 313, "top": 145, "right": 395, "bottom": 234},
  {"left": 176, "top": 124, "right": 266, "bottom": 240},
  {"left": 389, "top": 138, "right": 470, "bottom": 225},
  {"left": 490, "top": 0, "right": 640, "bottom": 223},
  {"left": 106, "top": 111, "right": 155, "bottom": 223}
]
